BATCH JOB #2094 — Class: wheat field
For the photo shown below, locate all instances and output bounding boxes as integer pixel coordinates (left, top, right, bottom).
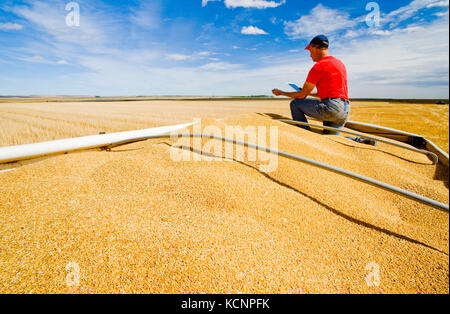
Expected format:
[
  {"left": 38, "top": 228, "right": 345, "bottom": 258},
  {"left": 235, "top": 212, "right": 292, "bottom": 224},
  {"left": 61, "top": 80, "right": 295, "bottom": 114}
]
[{"left": 0, "top": 99, "right": 448, "bottom": 153}]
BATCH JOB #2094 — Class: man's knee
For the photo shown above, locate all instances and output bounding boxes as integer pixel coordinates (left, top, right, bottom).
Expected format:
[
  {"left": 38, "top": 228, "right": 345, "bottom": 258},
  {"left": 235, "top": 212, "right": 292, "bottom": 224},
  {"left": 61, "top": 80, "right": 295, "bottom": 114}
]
[
  {"left": 290, "top": 99, "right": 296, "bottom": 111},
  {"left": 290, "top": 99, "right": 303, "bottom": 111}
]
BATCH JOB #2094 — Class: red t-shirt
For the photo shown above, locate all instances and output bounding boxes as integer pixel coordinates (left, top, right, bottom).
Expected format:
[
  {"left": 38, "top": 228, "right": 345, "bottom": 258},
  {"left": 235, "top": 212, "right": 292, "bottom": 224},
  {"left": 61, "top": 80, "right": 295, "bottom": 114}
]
[{"left": 306, "top": 56, "right": 349, "bottom": 100}]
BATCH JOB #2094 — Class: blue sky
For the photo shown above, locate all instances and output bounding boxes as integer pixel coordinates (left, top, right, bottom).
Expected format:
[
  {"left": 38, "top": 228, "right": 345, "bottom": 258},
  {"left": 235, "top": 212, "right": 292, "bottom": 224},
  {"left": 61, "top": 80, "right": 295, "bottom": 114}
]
[{"left": 0, "top": 0, "right": 448, "bottom": 97}]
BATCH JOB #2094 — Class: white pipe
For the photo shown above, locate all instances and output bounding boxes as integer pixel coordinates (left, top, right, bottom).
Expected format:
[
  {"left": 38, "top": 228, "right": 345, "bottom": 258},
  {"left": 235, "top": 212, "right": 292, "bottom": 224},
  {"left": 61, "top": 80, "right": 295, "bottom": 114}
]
[
  {"left": 425, "top": 139, "right": 449, "bottom": 167},
  {"left": 0, "top": 169, "right": 15, "bottom": 173},
  {"left": 0, "top": 122, "right": 195, "bottom": 164}
]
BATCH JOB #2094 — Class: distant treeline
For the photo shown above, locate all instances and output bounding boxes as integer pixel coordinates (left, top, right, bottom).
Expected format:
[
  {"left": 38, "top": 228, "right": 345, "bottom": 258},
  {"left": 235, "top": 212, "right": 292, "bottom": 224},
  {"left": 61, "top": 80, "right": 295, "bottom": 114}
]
[
  {"left": 350, "top": 98, "right": 448, "bottom": 104},
  {"left": 0, "top": 95, "right": 448, "bottom": 104},
  {"left": 175, "top": 97, "right": 449, "bottom": 104}
]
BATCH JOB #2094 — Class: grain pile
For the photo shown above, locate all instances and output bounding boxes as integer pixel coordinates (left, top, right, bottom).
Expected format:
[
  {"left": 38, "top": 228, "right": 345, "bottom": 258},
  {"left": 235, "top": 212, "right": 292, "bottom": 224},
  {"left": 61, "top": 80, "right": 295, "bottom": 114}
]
[{"left": 0, "top": 109, "right": 448, "bottom": 294}]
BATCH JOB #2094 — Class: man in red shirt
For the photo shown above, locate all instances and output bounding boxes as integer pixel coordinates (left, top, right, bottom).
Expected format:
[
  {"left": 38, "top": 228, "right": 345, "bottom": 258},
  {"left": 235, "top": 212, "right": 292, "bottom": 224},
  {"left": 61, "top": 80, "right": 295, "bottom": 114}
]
[{"left": 272, "top": 34, "right": 350, "bottom": 135}]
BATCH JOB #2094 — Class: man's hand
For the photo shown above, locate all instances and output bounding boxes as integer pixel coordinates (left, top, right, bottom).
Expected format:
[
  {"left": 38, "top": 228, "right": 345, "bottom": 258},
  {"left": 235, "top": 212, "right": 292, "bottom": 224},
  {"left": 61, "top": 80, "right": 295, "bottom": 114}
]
[
  {"left": 272, "top": 82, "right": 316, "bottom": 99},
  {"left": 272, "top": 89, "right": 283, "bottom": 96}
]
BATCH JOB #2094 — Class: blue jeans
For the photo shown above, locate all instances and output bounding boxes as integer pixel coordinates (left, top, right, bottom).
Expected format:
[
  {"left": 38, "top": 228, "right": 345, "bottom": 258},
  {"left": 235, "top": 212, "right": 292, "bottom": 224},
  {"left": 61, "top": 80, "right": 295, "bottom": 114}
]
[{"left": 290, "top": 98, "right": 350, "bottom": 135}]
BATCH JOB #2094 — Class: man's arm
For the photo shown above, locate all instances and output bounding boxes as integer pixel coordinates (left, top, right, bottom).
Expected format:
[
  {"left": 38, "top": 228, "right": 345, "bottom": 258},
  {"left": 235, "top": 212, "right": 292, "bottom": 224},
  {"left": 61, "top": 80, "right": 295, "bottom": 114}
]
[{"left": 272, "top": 82, "right": 316, "bottom": 99}]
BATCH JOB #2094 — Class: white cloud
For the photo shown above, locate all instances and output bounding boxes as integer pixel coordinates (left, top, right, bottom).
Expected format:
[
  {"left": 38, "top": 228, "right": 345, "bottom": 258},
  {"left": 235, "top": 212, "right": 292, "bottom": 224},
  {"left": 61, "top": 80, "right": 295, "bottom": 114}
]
[
  {"left": 343, "top": 30, "right": 362, "bottom": 38},
  {"left": 284, "top": 4, "right": 356, "bottom": 39},
  {"left": 0, "top": 22, "right": 24, "bottom": 31},
  {"left": 371, "top": 30, "right": 392, "bottom": 36},
  {"left": 400, "top": 25, "right": 425, "bottom": 32},
  {"left": 8, "top": 1, "right": 105, "bottom": 45},
  {"left": 202, "top": 0, "right": 285, "bottom": 9},
  {"left": 125, "top": 50, "right": 162, "bottom": 64},
  {"left": 165, "top": 51, "right": 215, "bottom": 61},
  {"left": 199, "top": 61, "right": 241, "bottom": 70},
  {"left": 130, "top": 1, "right": 162, "bottom": 29},
  {"left": 22, "top": 55, "right": 48, "bottom": 63},
  {"left": 198, "top": 51, "right": 212, "bottom": 57},
  {"left": 284, "top": 1, "right": 449, "bottom": 41},
  {"left": 385, "top": 0, "right": 449, "bottom": 27},
  {"left": 224, "top": 0, "right": 285, "bottom": 9},
  {"left": 426, "top": 0, "right": 449, "bottom": 8},
  {"left": 165, "top": 54, "right": 192, "bottom": 61},
  {"left": 241, "top": 25, "right": 268, "bottom": 35},
  {"left": 18, "top": 55, "right": 64, "bottom": 65},
  {"left": 337, "top": 17, "right": 449, "bottom": 98},
  {"left": 72, "top": 14, "right": 447, "bottom": 98},
  {"left": 435, "top": 10, "right": 449, "bottom": 16},
  {"left": 17, "top": 55, "right": 70, "bottom": 65}
]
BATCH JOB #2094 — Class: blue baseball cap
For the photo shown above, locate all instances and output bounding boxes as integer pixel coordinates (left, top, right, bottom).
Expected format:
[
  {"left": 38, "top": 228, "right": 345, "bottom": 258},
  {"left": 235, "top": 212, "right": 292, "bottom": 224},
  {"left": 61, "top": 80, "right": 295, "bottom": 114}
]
[{"left": 305, "top": 34, "right": 329, "bottom": 50}]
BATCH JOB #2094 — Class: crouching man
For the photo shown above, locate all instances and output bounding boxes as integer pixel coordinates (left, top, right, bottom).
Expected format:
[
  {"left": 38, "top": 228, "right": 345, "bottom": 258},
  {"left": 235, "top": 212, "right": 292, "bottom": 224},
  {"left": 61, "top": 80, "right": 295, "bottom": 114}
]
[{"left": 272, "top": 34, "right": 350, "bottom": 135}]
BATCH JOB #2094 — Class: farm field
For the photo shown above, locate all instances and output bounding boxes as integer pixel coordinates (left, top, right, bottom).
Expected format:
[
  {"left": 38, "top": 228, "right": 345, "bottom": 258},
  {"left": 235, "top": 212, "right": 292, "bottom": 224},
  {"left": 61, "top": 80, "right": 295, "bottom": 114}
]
[{"left": 0, "top": 99, "right": 448, "bottom": 153}]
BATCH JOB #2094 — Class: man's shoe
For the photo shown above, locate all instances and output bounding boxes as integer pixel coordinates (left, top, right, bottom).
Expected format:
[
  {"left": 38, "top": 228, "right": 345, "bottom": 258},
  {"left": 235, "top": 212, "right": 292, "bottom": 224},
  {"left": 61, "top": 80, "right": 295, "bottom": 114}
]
[{"left": 346, "top": 137, "right": 377, "bottom": 146}]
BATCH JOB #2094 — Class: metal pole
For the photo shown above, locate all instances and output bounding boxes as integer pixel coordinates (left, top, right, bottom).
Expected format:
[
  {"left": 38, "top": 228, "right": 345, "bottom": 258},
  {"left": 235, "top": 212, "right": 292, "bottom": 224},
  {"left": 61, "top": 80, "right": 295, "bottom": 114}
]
[{"left": 277, "top": 119, "right": 439, "bottom": 165}]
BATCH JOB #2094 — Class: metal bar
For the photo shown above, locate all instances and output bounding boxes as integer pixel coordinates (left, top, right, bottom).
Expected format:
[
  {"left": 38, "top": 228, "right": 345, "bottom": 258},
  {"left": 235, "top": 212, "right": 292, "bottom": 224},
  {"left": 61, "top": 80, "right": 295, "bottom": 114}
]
[
  {"left": 277, "top": 119, "right": 439, "bottom": 165},
  {"left": 345, "top": 120, "right": 448, "bottom": 167},
  {"left": 425, "top": 139, "right": 449, "bottom": 167},
  {"left": 345, "top": 120, "right": 423, "bottom": 138},
  {"left": 344, "top": 120, "right": 428, "bottom": 148}
]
